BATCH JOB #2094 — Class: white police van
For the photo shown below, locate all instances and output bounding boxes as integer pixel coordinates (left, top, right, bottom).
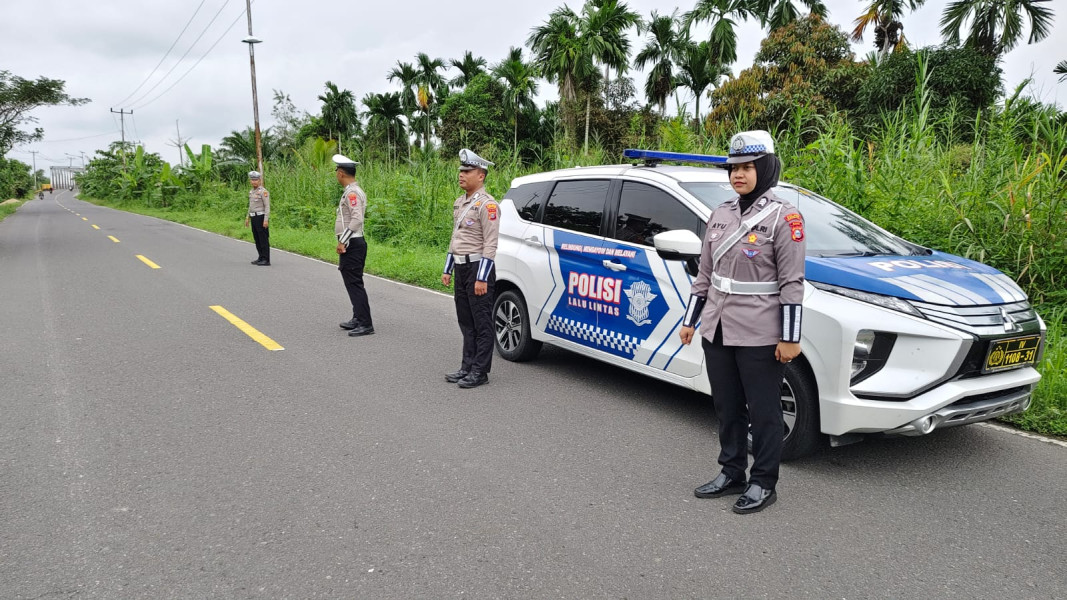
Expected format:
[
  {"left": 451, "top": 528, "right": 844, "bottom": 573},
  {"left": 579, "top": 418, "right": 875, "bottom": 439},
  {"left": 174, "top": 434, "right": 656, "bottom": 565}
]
[{"left": 491, "top": 149, "right": 1045, "bottom": 459}]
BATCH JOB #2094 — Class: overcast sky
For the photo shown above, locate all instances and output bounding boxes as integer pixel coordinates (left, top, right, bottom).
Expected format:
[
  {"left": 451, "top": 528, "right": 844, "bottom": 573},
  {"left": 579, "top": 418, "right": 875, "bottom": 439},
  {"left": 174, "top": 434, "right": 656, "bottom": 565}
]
[{"left": 3, "top": 0, "right": 1064, "bottom": 171}]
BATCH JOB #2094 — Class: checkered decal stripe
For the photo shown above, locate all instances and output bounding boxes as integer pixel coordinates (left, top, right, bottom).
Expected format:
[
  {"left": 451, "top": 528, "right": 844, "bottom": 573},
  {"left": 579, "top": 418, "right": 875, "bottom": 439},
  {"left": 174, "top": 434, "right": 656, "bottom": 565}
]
[
  {"left": 548, "top": 316, "right": 641, "bottom": 356},
  {"left": 734, "top": 144, "right": 766, "bottom": 154}
]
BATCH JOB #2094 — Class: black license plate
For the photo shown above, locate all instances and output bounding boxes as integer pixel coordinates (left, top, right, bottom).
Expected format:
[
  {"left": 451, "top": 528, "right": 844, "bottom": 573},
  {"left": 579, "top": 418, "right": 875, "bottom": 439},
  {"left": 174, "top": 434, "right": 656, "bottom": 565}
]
[{"left": 983, "top": 336, "right": 1041, "bottom": 374}]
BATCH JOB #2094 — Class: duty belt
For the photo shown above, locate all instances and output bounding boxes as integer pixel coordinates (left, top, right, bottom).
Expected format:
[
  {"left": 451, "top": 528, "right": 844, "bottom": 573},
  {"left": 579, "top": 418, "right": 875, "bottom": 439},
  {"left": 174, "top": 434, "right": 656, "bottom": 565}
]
[
  {"left": 452, "top": 253, "right": 482, "bottom": 264},
  {"left": 249, "top": 211, "right": 265, "bottom": 216},
  {"left": 712, "top": 273, "right": 779, "bottom": 295}
]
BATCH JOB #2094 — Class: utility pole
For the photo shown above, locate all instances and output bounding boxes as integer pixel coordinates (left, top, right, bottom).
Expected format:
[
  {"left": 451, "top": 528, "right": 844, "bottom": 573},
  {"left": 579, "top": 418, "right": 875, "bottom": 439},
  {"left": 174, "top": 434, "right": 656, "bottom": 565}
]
[
  {"left": 111, "top": 108, "right": 132, "bottom": 171},
  {"left": 167, "top": 119, "right": 190, "bottom": 168},
  {"left": 242, "top": 0, "right": 264, "bottom": 179},
  {"left": 29, "top": 150, "right": 39, "bottom": 190}
]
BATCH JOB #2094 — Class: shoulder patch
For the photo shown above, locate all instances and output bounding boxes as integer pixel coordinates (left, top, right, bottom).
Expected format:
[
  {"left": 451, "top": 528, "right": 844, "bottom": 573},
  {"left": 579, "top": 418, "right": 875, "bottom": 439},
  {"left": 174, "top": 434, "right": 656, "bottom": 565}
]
[
  {"left": 348, "top": 192, "right": 359, "bottom": 207},
  {"left": 784, "top": 212, "right": 801, "bottom": 223},
  {"left": 486, "top": 204, "right": 498, "bottom": 221}
]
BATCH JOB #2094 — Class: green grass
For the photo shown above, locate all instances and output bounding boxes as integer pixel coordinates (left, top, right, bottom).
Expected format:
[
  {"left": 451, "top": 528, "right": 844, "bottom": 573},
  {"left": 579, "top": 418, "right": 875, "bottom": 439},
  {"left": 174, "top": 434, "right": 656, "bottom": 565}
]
[
  {"left": 0, "top": 198, "right": 23, "bottom": 223},
  {"left": 1003, "top": 306, "right": 1067, "bottom": 437}
]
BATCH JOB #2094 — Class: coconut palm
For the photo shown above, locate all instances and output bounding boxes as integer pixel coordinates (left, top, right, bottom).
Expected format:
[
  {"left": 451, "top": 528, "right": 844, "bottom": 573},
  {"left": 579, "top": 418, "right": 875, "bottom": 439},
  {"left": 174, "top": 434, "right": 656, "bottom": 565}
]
[
  {"left": 1056, "top": 60, "right": 1067, "bottom": 82},
  {"left": 676, "top": 40, "right": 731, "bottom": 132},
  {"left": 851, "top": 0, "right": 927, "bottom": 59},
  {"left": 582, "top": 0, "right": 643, "bottom": 107},
  {"left": 317, "top": 81, "right": 359, "bottom": 154},
  {"left": 940, "top": 0, "right": 1054, "bottom": 57},
  {"left": 449, "top": 51, "right": 488, "bottom": 89},
  {"left": 493, "top": 47, "right": 541, "bottom": 161},
  {"left": 684, "top": 0, "right": 758, "bottom": 65},
  {"left": 387, "top": 61, "right": 419, "bottom": 122},
  {"left": 528, "top": 6, "right": 597, "bottom": 149},
  {"left": 414, "top": 53, "right": 447, "bottom": 150},
  {"left": 362, "top": 92, "right": 406, "bottom": 163},
  {"left": 634, "top": 10, "right": 686, "bottom": 117},
  {"left": 752, "top": 0, "right": 829, "bottom": 31}
]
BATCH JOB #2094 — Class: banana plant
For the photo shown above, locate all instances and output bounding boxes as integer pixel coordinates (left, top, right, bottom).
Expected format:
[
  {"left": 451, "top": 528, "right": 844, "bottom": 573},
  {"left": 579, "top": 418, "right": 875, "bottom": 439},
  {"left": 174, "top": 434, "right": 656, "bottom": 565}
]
[{"left": 183, "top": 143, "right": 215, "bottom": 191}]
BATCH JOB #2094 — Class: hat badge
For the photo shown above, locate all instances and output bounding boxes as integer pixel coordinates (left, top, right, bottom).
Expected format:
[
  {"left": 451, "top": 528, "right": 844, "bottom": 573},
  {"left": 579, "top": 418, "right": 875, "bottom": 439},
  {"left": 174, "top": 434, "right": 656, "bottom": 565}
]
[{"left": 731, "top": 136, "right": 746, "bottom": 152}]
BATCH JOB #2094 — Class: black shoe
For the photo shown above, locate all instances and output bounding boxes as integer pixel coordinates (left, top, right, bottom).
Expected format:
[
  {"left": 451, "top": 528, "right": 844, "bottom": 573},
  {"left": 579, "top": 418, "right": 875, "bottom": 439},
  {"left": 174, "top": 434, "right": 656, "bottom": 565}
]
[
  {"left": 257, "top": 260, "right": 270, "bottom": 266},
  {"left": 694, "top": 472, "right": 748, "bottom": 499},
  {"left": 457, "top": 370, "right": 489, "bottom": 389},
  {"left": 732, "top": 483, "right": 777, "bottom": 514},
  {"left": 251, "top": 259, "right": 262, "bottom": 265},
  {"left": 339, "top": 319, "right": 360, "bottom": 330},
  {"left": 445, "top": 369, "right": 469, "bottom": 383},
  {"left": 347, "top": 325, "right": 375, "bottom": 337}
]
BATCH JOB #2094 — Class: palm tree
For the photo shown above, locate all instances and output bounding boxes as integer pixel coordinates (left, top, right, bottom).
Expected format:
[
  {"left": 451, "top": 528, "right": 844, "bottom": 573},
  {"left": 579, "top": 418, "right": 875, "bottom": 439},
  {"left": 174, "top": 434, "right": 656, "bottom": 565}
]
[
  {"left": 582, "top": 0, "right": 643, "bottom": 107},
  {"left": 363, "top": 92, "right": 406, "bottom": 164},
  {"left": 940, "top": 0, "right": 1054, "bottom": 57},
  {"left": 676, "top": 41, "right": 732, "bottom": 132},
  {"left": 317, "top": 82, "right": 359, "bottom": 154},
  {"left": 528, "top": 6, "right": 596, "bottom": 149},
  {"left": 414, "top": 53, "right": 447, "bottom": 150},
  {"left": 752, "top": 0, "right": 829, "bottom": 31},
  {"left": 634, "top": 10, "right": 686, "bottom": 117},
  {"left": 493, "top": 47, "right": 540, "bottom": 161},
  {"left": 387, "top": 60, "right": 419, "bottom": 123},
  {"left": 684, "top": 0, "right": 758, "bottom": 66},
  {"left": 449, "top": 51, "right": 488, "bottom": 89},
  {"left": 1056, "top": 60, "right": 1067, "bottom": 82},
  {"left": 219, "top": 127, "right": 277, "bottom": 164},
  {"left": 851, "top": 0, "right": 927, "bottom": 59}
]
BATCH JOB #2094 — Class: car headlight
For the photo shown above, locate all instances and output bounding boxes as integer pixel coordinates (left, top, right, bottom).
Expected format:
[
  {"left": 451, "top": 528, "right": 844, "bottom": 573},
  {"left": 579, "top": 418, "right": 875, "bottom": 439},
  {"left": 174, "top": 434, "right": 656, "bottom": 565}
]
[
  {"left": 810, "top": 281, "right": 924, "bottom": 318},
  {"left": 851, "top": 329, "right": 897, "bottom": 385}
]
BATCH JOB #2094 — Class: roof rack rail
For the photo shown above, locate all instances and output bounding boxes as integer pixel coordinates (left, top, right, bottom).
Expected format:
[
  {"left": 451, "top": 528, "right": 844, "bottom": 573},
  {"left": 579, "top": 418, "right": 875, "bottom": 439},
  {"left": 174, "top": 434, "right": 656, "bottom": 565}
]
[{"left": 623, "top": 149, "right": 728, "bottom": 168}]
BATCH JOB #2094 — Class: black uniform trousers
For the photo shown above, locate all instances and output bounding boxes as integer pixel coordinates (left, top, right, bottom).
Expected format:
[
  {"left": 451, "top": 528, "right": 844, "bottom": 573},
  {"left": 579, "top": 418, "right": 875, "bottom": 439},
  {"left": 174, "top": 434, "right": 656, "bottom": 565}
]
[
  {"left": 702, "top": 325, "right": 785, "bottom": 489},
  {"left": 339, "top": 237, "right": 373, "bottom": 327},
  {"left": 453, "top": 262, "right": 495, "bottom": 373},
  {"left": 250, "top": 214, "right": 270, "bottom": 262}
]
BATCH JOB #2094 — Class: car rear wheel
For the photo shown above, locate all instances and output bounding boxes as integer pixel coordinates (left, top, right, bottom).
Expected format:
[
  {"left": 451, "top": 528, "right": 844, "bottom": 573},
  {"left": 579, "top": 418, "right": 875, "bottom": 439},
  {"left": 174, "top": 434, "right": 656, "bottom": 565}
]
[{"left": 493, "top": 290, "right": 542, "bottom": 362}]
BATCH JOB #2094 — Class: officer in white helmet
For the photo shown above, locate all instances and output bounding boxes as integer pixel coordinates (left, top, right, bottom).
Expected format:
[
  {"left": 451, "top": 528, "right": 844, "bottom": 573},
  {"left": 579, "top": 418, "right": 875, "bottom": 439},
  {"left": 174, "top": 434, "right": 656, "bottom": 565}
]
[
  {"left": 333, "top": 154, "right": 374, "bottom": 336},
  {"left": 679, "top": 130, "right": 806, "bottom": 514},
  {"left": 245, "top": 170, "right": 271, "bottom": 265}
]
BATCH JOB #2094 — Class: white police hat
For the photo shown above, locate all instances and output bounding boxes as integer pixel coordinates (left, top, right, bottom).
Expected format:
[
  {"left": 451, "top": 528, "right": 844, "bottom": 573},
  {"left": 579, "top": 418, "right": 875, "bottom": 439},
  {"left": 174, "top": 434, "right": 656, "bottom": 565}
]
[
  {"left": 332, "top": 154, "right": 360, "bottom": 168},
  {"left": 248, "top": 170, "right": 261, "bottom": 179},
  {"left": 459, "top": 148, "right": 494, "bottom": 171},
  {"left": 726, "top": 130, "right": 775, "bottom": 164}
]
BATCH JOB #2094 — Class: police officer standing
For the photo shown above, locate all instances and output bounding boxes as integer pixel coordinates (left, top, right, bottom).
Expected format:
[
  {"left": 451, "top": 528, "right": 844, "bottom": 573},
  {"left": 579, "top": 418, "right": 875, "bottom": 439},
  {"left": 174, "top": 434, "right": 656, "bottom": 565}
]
[
  {"left": 441, "top": 149, "right": 499, "bottom": 389},
  {"left": 679, "top": 130, "right": 805, "bottom": 514},
  {"left": 333, "top": 154, "right": 374, "bottom": 337},
  {"left": 245, "top": 171, "right": 270, "bottom": 266}
]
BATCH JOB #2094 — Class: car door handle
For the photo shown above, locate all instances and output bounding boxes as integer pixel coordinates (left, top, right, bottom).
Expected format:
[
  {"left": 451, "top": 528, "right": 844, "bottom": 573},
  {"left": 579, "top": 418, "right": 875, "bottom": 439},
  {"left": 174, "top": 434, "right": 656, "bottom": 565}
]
[
  {"left": 523, "top": 235, "right": 542, "bottom": 247},
  {"left": 602, "top": 260, "right": 627, "bottom": 272}
]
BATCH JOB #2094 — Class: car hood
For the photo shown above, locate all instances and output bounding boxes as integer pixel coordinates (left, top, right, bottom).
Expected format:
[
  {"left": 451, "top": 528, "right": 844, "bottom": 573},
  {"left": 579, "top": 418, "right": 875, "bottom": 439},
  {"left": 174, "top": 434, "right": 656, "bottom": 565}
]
[{"left": 805, "top": 251, "right": 1028, "bottom": 306}]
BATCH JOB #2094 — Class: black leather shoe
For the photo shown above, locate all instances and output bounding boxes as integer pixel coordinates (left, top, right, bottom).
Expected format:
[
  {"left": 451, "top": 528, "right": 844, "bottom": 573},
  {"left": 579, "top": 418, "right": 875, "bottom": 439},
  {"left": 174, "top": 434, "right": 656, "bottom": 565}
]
[
  {"left": 347, "top": 326, "right": 375, "bottom": 337},
  {"left": 251, "top": 259, "right": 261, "bottom": 265},
  {"left": 339, "top": 319, "right": 360, "bottom": 330},
  {"left": 694, "top": 472, "right": 747, "bottom": 498},
  {"left": 732, "top": 483, "right": 777, "bottom": 514},
  {"left": 256, "top": 261, "right": 270, "bottom": 266},
  {"left": 445, "top": 369, "right": 469, "bottom": 383},
  {"left": 457, "top": 370, "right": 489, "bottom": 389}
]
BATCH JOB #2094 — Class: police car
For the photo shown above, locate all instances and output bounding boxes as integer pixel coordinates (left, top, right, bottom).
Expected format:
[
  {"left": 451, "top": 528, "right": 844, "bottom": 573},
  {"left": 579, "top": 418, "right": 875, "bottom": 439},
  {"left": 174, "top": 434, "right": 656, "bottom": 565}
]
[{"left": 491, "top": 149, "right": 1046, "bottom": 459}]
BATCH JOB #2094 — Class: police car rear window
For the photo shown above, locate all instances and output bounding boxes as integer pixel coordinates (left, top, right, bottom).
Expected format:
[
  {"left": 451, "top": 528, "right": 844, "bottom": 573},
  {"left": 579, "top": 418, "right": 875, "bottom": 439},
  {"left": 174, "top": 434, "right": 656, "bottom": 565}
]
[
  {"left": 506, "top": 182, "right": 552, "bottom": 221},
  {"left": 542, "top": 180, "right": 610, "bottom": 236}
]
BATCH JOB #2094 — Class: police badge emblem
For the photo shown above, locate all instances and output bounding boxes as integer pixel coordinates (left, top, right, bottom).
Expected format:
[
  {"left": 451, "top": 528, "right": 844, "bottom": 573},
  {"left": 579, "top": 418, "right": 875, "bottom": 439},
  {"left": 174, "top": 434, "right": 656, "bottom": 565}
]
[{"left": 625, "top": 281, "right": 657, "bottom": 326}]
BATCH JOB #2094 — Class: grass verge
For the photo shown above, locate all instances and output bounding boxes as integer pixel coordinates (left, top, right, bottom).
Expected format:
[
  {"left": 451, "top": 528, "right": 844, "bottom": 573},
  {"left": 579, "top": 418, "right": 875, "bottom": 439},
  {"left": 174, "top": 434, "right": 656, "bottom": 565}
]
[{"left": 0, "top": 198, "right": 24, "bottom": 223}]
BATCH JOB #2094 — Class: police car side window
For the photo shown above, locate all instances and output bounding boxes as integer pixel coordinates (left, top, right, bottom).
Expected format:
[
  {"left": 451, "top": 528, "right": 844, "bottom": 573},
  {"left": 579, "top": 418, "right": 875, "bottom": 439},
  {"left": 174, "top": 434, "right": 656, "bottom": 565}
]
[
  {"left": 613, "top": 181, "right": 703, "bottom": 246},
  {"left": 507, "top": 182, "right": 552, "bottom": 221},
  {"left": 542, "top": 180, "right": 610, "bottom": 236}
]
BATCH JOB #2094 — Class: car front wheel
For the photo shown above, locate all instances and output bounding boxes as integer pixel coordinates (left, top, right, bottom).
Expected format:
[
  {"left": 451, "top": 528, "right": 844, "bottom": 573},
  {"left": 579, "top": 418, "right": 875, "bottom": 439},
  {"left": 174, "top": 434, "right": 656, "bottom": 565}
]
[{"left": 748, "top": 361, "right": 823, "bottom": 461}]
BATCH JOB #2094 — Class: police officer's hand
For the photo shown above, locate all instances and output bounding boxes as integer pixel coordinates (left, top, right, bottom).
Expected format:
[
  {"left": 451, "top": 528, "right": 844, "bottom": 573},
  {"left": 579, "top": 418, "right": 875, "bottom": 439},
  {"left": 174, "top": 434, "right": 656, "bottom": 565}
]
[
  {"left": 441, "top": 274, "right": 451, "bottom": 287},
  {"left": 474, "top": 281, "right": 487, "bottom": 296},
  {"left": 776, "top": 341, "right": 801, "bottom": 363},
  {"left": 263, "top": 219, "right": 268, "bottom": 228},
  {"left": 679, "top": 325, "right": 696, "bottom": 345},
  {"left": 337, "top": 242, "right": 347, "bottom": 255},
  {"left": 245, "top": 217, "right": 249, "bottom": 228}
]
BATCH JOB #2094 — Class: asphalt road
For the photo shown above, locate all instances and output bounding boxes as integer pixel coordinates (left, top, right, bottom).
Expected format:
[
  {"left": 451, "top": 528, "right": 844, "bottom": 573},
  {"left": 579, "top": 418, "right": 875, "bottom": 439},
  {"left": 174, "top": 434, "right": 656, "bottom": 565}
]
[{"left": 2, "top": 191, "right": 1065, "bottom": 599}]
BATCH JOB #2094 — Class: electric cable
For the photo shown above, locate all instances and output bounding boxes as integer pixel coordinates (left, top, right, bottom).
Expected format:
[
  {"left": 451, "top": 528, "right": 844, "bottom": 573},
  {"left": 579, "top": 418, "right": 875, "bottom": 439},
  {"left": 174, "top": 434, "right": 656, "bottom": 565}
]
[{"left": 111, "top": 0, "right": 208, "bottom": 107}]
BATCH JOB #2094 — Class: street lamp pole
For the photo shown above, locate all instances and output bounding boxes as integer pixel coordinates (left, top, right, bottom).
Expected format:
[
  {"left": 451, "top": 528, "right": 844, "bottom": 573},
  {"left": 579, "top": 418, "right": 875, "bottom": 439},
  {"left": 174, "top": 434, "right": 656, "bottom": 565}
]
[{"left": 243, "top": 0, "right": 264, "bottom": 179}]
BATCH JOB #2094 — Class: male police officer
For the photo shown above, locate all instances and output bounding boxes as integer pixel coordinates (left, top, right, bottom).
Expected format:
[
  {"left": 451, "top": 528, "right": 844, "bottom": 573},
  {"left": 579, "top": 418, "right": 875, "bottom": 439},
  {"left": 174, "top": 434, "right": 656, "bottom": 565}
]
[
  {"left": 334, "top": 154, "right": 374, "bottom": 337},
  {"left": 245, "top": 171, "right": 270, "bottom": 265},
  {"left": 441, "top": 149, "right": 499, "bottom": 389}
]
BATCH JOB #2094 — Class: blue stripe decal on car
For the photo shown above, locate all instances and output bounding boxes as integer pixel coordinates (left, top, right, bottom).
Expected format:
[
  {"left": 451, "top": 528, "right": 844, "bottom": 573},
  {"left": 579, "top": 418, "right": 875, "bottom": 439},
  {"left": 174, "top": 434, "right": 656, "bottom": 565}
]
[
  {"left": 535, "top": 241, "right": 557, "bottom": 327},
  {"left": 647, "top": 257, "right": 688, "bottom": 366}
]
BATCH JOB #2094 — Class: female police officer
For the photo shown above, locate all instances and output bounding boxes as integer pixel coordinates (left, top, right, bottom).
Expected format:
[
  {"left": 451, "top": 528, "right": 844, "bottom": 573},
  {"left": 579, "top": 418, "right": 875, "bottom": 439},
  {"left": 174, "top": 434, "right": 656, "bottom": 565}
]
[{"left": 678, "top": 130, "right": 805, "bottom": 514}]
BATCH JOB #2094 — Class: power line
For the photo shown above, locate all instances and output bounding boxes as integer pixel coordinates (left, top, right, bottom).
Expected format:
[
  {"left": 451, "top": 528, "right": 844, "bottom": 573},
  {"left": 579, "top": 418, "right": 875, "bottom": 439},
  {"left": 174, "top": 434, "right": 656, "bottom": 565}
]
[
  {"left": 37, "top": 131, "right": 116, "bottom": 143},
  {"left": 131, "top": 3, "right": 251, "bottom": 111},
  {"left": 111, "top": 0, "right": 209, "bottom": 107},
  {"left": 125, "top": 0, "right": 233, "bottom": 108}
]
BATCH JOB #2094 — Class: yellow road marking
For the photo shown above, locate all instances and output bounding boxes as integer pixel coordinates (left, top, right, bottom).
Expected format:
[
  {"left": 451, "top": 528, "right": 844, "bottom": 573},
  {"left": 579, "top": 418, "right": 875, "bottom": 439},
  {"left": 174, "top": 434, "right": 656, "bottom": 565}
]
[
  {"left": 108, "top": 236, "right": 120, "bottom": 243},
  {"left": 91, "top": 224, "right": 100, "bottom": 230},
  {"left": 136, "top": 255, "right": 161, "bottom": 269},
  {"left": 209, "top": 306, "right": 284, "bottom": 351},
  {"left": 81, "top": 217, "right": 88, "bottom": 221}
]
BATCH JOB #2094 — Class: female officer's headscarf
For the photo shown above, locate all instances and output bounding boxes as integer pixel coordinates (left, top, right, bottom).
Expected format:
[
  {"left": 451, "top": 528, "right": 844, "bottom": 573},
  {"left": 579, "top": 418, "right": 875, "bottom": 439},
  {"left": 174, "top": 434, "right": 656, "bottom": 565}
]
[{"left": 740, "top": 154, "right": 781, "bottom": 204}]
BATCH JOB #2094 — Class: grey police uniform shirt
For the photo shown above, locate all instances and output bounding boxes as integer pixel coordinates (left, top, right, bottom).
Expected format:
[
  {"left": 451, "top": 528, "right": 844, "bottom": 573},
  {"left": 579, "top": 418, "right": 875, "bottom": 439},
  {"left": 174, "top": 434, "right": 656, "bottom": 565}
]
[
  {"left": 248, "top": 185, "right": 270, "bottom": 216},
  {"left": 689, "top": 191, "right": 806, "bottom": 346},
  {"left": 448, "top": 188, "right": 499, "bottom": 260},
  {"left": 335, "top": 182, "right": 366, "bottom": 245}
]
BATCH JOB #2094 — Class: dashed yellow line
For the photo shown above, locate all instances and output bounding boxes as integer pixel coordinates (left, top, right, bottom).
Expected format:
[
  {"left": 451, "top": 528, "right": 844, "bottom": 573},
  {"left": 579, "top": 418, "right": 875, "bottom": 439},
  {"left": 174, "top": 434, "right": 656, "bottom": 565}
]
[
  {"left": 135, "top": 255, "right": 161, "bottom": 269},
  {"left": 209, "top": 306, "right": 284, "bottom": 351},
  {"left": 81, "top": 217, "right": 87, "bottom": 221},
  {"left": 91, "top": 224, "right": 100, "bottom": 230},
  {"left": 108, "top": 236, "right": 120, "bottom": 243}
]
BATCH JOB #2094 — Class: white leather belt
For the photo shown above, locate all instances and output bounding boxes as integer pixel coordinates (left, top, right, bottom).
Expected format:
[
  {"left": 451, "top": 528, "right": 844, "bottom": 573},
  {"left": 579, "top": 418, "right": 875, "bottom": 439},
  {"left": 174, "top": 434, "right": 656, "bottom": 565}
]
[
  {"left": 453, "top": 253, "right": 483, "bottom": 264},
  {"left": 712, "top": 273, "right": 779, "bottom": 295},
  {"left": 249, "top": 211, "right": 265, "bottom": 216}
]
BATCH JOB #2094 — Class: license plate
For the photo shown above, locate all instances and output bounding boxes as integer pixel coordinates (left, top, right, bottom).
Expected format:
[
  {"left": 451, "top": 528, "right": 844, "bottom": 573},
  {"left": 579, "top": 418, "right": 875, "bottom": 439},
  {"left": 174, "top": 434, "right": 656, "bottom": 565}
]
[{"left": 983, "top": 336, "right": 1041, "bottom": 373}]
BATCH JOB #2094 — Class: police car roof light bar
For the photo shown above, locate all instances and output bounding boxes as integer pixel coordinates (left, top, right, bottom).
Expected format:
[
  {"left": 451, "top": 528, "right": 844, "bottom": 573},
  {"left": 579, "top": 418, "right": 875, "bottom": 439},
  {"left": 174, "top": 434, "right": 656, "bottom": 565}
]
[{"left": 623, "top": 148, "right": 728, "bottom": 167}]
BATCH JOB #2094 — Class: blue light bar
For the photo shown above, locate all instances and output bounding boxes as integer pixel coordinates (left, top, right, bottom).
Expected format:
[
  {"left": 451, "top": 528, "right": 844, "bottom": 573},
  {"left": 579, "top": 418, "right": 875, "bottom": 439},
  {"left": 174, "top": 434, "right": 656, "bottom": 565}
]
[{"left": 623, "top": 148, "right": 728, "bottom": 166}]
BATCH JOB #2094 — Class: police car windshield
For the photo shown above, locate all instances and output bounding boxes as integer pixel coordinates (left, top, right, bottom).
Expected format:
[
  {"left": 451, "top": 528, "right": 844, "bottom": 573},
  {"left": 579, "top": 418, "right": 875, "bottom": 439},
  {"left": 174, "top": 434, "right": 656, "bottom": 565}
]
[{"left": 679, "top": 182, "right": 927, "bottom": 257}]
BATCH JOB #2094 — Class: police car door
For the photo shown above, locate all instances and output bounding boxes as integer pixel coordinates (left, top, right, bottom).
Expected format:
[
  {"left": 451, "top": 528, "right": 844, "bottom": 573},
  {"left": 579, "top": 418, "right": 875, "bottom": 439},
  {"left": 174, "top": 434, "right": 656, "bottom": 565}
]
[
  {"left": 536, "top": 179, "right": 622, "bottom": 352},
  {"left": 600, "top": 180, "right": 707, "bottom": 378}
]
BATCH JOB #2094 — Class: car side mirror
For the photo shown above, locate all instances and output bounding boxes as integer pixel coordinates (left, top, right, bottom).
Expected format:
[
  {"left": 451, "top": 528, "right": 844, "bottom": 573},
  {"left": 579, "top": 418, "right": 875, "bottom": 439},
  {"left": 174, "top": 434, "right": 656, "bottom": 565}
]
[{"left": 653, "top": 229, "right": 702, "bottom": 261}]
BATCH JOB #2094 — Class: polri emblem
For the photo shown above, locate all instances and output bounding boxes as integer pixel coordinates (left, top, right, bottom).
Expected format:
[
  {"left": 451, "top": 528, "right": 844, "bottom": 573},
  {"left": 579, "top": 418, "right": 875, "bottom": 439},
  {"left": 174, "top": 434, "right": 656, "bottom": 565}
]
[
  {"left": 625, "top": 281, "right": 657, "bottom": 326},
  {"left": 742, "top": 248, "right": 760, "bottom": 258}
]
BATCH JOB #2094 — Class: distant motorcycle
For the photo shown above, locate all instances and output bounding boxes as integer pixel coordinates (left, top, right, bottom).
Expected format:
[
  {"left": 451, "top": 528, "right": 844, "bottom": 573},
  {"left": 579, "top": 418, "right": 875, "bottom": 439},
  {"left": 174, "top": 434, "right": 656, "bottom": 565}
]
[{"left": 38, "top": 191, "right": 44, "bottom": 199}]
